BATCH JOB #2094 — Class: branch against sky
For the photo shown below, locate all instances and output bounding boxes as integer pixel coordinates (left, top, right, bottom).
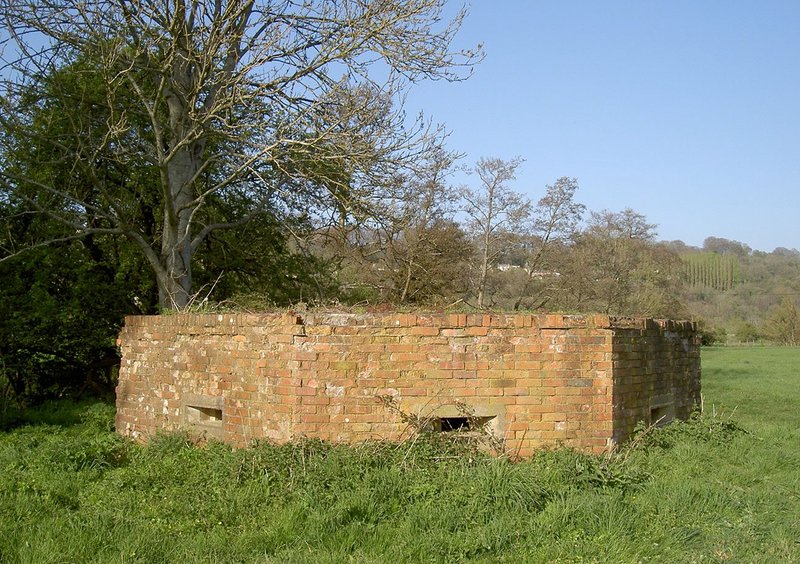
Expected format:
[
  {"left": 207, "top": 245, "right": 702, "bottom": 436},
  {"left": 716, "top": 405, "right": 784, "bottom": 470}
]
[
  {"left": 0, "top": 0, "right": 482, "bottom": 308},
  {"left": 512, "top": 176, "right": 585, "bottom": 311},
  {"left": 460, "top": 156, "right": 531, "bottom": 309}
]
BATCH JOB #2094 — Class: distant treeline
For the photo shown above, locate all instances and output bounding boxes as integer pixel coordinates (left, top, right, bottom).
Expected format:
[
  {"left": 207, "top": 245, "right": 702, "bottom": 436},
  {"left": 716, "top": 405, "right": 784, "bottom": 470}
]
[{"left": 674, "top": 239, "right": 800, "bottom": 346}]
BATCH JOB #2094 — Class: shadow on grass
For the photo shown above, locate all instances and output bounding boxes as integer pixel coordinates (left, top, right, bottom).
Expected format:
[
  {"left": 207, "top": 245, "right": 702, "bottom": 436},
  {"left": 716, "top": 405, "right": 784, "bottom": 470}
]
[
  {"left": 0, "top": 398, "right": 113, "bottom": 432},
  {"left": 701, "top": 367, "right": 753, "bottom": 379}
]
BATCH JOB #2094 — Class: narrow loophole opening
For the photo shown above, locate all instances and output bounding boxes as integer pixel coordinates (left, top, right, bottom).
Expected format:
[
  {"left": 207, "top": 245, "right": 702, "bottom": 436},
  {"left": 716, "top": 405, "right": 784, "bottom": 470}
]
[
  {"left": 650, "top": 404, "right": 674, "bottom": 427},
  {"left": 187, "top": 405, "right": 223, "bottom": 423},
  {"left": 434, "top": 416, "right": 495, "bottom": 433}
]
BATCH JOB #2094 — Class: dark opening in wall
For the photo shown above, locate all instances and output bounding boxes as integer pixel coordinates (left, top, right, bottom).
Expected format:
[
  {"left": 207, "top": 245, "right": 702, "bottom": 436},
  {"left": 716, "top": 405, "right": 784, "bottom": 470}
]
[
  {"left": 187, "top": 405, "right": 223, "bottom": 423},
  {"left": 182, "top": 394, "right": 224, "bottom": 439},
  {"left": 650, "top": 404, "right": 675, "bottom": 427},
  {"left": 434, "top": 416, "right": 495, "bottom": 433}
]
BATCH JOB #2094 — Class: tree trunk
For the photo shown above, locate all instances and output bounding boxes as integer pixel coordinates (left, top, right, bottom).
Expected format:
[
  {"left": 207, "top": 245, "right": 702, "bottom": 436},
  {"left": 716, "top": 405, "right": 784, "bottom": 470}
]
[
  {"left": 158, "top": 142, "right": 202, "bottom": 310},
  {"left": 400, "top": 260, "right": 413, "bottom": 304},
  {"left": 476, "top": 223, "right": 491, "bottom": 309},
  {"left": 157, "top": 36, "right": 207, "bottom": 310},
  {"left": 157, "top": 243, "right": 193, "bottom": 310}
]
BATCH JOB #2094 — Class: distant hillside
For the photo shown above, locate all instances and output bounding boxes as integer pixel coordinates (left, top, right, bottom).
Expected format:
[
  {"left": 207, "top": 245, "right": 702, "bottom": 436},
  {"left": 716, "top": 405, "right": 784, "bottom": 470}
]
[{"left": 675, "top": 237, "right": 800, "bottom": 344}]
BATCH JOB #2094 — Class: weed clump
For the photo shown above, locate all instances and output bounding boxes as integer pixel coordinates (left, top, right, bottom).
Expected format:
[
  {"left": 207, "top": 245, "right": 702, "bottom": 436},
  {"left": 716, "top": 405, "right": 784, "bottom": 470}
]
[
  {"left": 529, "top": 447, "right": 651, "bottom": 493},
  {"left": 631, "top": 410, "right": 747, "bottom": 451}
]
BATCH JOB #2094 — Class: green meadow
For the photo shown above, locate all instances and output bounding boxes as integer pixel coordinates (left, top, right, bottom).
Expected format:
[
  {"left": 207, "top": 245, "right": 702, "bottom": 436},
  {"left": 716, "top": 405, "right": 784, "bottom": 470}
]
[{"left": 1, "top": 347, "right": 798, "bottom": 563}]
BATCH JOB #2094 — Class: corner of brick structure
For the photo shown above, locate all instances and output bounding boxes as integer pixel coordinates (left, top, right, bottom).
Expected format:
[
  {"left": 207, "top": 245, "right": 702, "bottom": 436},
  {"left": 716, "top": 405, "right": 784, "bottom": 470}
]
[{"left": 115, "top": 312, "right": 701, "bottom": 455}]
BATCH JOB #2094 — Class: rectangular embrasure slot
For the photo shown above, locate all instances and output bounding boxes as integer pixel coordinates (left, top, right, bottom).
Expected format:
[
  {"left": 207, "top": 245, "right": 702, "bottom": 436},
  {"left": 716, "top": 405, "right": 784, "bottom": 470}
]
[
  {"left": 183, "top": 394, "right": 224, "bottom": 439},
  {"left": 649, "top": 393, "right": 676, "bottom": 428},
  {"left": 649, "top": 403, "right": 675, "bottom": 427},
  {"left": 186, "top": 405, "right": 223, "bottom": 423},
  {"left": 434, "top": 416, "right": 495, "bottom": 433}
]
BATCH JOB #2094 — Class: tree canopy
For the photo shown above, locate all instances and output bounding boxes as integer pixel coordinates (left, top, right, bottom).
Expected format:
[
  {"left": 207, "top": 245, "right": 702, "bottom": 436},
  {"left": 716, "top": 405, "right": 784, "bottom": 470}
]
[{"left": 0, "top": 0, "right": 480, "bottom": 308}]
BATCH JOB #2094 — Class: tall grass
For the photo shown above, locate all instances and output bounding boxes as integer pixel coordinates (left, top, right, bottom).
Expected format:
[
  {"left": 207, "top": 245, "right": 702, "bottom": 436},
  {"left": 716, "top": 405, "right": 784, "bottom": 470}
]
[{"left": 1, "top": 347, "right": 798, "bottom": 562}]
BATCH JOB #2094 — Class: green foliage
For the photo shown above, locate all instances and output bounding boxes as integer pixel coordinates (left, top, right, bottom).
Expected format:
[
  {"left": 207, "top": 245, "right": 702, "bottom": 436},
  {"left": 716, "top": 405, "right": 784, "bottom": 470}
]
[
  {"left": 631, "top": 410, "right": 746, "bottom": 450},
  {"left": 681, "top": 251, "right": 740, "bottom": 291},
  {"left": 1, "top": 348, "right": 799, "bottom": 561},
  {"left": 0, "top": 56, "right": 338, "bottom": 402},
  {"left": 683, "top": 245, "right": 800, "bottom": 344},
  {"left": 733, "top": 320, "right": 763, "bottom": 344},
  {"left": 191, "top": 211, "right": 338, "bottom": 308},
  {"left": 764, "top": 297, "right": 800, "bottom": 345},
  {"left": 4, "top": 0, "right": 477, "bottom": 309},
  {"left": 549, "top": 210, "right": 686, "bottom": 317},
  {"left": 0, "top": 239, "right": 141, "bottom": 402},
  {"left": 697, "top": 321, "right": 727, "bottom": 346}
]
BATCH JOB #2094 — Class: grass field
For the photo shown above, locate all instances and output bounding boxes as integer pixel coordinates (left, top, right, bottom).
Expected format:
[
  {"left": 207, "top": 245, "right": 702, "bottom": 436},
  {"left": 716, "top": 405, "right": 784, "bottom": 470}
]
[{"left": 0, "top": 347, "right": 798, "bottom": 562}]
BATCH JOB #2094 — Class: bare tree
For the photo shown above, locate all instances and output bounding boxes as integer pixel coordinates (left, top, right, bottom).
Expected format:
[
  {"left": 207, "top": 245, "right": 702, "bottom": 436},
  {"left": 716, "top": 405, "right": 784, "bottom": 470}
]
[
  {"left": 570, "top": 209, "right": 656, "bottom": 314},
  {"left": 460, "top": 157, "right": 531, "bottom": 309},
  {"left": 587, "top": 208, "right": 657, "bottom": 241},
  {"left": 512, "top": 176, "right": 584, "bottom": 310},
  {"left": 0, "top": 0, "right": 481, "bottom": 308},
  {"left": 320, "top": 147, "right": 470, "bottom": 305},
  {"left": 378, "top": 148, "right": 470, "bottom": 303},
  {"left": 555, "top": 208, "right": 685, "bottom": 317}
]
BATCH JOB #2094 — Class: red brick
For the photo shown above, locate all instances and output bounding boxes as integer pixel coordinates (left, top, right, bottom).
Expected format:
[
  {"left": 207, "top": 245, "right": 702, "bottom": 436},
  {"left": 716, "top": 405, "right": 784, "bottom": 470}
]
[
  {"left": 302, "top": 395, "right": 330, "bottom": 405},
  {"left": 117, "top": 312, "right": 700, "bottom": 456},
  {"left": 400, "top": 388, "right": 427, "bottom": 397}
]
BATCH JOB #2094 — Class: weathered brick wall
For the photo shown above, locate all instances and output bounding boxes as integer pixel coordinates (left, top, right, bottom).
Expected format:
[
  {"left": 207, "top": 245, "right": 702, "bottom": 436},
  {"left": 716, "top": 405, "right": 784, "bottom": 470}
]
[
  {"left": 116, "top": 313, "right": 700, "bottom": 455},
  {"left": 611, "top": 319, "right": 702, "bottom": 443}
]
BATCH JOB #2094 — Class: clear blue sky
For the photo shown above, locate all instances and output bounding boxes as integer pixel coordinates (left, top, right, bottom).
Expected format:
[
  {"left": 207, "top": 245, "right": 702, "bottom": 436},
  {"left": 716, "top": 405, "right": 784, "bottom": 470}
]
[{"left": 406, "top": 1, "right": 800, "bottom": 252}]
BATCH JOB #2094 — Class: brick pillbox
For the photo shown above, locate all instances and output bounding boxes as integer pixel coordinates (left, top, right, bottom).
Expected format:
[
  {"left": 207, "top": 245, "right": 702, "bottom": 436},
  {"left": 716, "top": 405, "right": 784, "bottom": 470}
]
[{"left": 116, "top": 312, "right": 700, "bottom": 456}]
